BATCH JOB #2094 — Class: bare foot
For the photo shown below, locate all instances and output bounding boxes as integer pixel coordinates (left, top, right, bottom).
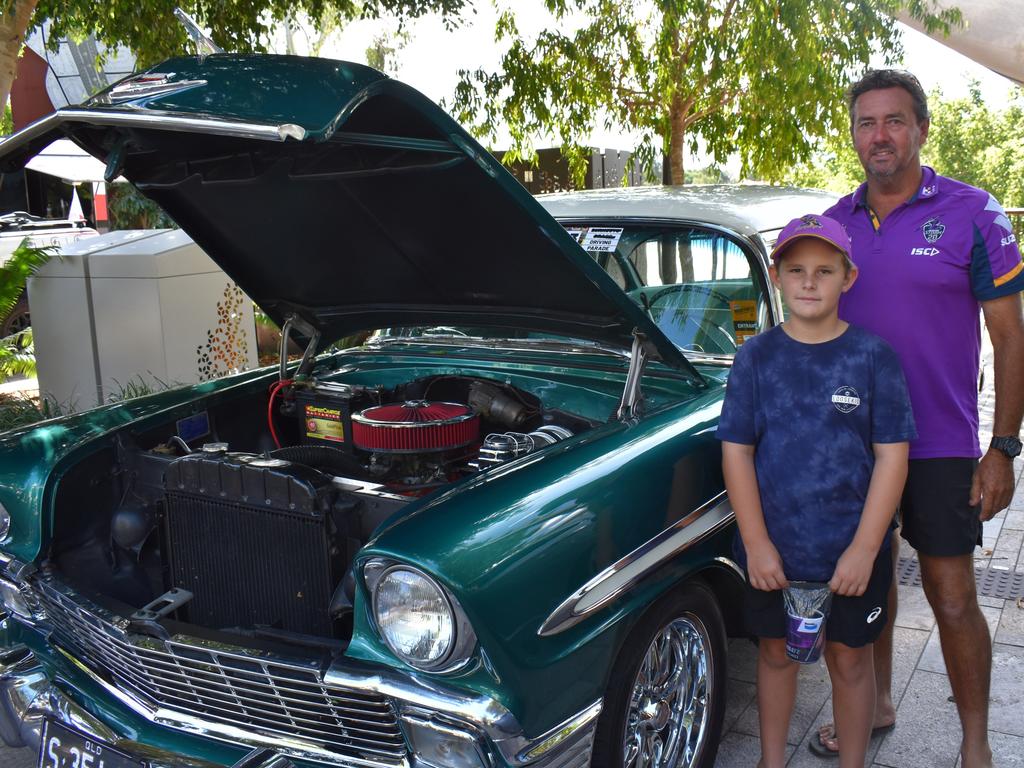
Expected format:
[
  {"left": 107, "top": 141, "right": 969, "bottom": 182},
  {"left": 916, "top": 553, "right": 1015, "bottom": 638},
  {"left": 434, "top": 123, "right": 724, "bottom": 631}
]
[{"left": 811, "top": 717, "right": 896, "bottom": 756}]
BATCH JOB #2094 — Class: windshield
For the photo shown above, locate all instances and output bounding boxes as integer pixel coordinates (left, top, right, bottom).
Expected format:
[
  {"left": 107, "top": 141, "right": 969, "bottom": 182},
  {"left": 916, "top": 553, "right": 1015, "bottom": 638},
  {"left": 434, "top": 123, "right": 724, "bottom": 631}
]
[{"left": 377, "top": 224, "right": 769, "bottom": 359}]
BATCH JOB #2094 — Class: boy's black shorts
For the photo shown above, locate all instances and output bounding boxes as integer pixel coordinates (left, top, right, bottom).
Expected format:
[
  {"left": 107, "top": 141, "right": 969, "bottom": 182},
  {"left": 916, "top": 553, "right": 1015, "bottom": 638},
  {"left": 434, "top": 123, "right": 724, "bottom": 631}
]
[
  {"left": 743, "top": 549, "right": 893, "bottom": 649},
  {"left": 899, "top": 457, "right": 982, "bottom": 556}
]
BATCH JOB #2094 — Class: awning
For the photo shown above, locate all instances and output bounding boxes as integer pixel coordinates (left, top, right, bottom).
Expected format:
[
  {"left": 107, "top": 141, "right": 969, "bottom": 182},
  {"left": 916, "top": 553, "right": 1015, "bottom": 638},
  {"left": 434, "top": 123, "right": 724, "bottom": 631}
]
[
  {"left": 23, "top": 138, "right": 125, "bottom": 184},
  {"left": 898, "top": 0, "right": 1024, "bottom": 85}
]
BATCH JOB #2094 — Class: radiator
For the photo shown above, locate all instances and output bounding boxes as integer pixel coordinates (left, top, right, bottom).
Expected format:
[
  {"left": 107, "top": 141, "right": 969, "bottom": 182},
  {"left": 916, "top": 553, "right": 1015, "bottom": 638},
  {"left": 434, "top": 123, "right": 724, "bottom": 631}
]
[{"left": 163, "top": 453, "right": 341, "bottom": 637}]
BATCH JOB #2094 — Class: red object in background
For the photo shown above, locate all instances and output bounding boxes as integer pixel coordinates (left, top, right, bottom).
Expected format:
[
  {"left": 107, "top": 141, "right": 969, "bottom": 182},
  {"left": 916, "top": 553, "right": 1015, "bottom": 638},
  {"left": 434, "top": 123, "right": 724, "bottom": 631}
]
[
  {"left": 92, "top": 182, "right": 109, "bottom": 231},
  {"left": 10, "top": 47, "right": 55, "bottom": 131}
]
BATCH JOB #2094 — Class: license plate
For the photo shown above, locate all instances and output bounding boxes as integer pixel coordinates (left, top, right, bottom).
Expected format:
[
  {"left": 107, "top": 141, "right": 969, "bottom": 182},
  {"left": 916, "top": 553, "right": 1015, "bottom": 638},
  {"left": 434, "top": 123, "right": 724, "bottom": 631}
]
[{"left": 38, "top": 720, "right": 147, "bottom": 768}]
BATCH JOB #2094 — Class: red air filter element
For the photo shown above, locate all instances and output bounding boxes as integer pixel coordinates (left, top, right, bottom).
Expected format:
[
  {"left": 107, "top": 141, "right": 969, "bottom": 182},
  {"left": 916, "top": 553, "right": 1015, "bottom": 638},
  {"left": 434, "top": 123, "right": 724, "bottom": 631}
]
[{"left": 352, "top": 401, "right": 480, "bottom": 453}]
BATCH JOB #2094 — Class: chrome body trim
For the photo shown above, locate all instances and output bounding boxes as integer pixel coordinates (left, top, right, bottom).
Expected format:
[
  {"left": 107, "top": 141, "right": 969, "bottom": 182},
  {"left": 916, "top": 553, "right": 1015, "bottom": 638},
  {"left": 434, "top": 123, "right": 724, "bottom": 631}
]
[
  {"left": 0, "top": 110, "right": 303, "bottom": 163},
  {"left": 538, "top": 493, "right": 734, "bottom": 636},
  {"left": 712, "top": 556, "right": 746, "bottom": 583},
  {"left": 7, "top": 574, "right": 598, "bottom": 766},
  {"left": 0, "top": 651, "right": 223, "bottom": 767}
]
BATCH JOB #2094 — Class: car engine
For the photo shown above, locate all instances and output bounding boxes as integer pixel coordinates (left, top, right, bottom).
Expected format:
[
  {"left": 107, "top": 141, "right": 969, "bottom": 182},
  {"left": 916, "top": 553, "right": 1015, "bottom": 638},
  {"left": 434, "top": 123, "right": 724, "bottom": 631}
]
[{"left": 45, "top": 374, "right": 593, "bottom": 648}]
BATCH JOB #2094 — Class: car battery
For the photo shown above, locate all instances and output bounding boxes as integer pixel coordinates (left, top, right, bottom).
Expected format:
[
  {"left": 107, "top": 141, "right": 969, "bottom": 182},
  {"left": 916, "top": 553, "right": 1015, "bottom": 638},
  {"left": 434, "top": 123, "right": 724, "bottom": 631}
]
[{"left": 293, "top": 382, "right": 362, "bottom": 451}]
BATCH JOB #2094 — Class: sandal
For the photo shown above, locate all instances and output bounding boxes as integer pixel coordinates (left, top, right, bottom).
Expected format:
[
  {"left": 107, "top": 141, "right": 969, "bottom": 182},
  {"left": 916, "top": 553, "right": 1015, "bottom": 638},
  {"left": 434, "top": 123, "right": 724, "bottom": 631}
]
[{"left": 807, "top": 722, "right": 895, "bottom": 758}]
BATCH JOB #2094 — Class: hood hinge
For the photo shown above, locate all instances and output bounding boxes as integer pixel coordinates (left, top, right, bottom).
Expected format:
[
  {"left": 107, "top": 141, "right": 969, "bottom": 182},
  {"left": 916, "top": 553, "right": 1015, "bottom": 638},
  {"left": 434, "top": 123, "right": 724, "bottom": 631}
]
[{"left": 616, "top": 330, "right": 649, "bottom": 422}]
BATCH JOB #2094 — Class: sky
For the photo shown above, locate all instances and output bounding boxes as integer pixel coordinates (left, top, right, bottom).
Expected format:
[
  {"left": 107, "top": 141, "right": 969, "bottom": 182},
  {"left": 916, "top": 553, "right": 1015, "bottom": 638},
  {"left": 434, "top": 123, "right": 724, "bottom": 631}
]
[{"left": 299, "top": 4, "right": 1019, "bottom": 167}]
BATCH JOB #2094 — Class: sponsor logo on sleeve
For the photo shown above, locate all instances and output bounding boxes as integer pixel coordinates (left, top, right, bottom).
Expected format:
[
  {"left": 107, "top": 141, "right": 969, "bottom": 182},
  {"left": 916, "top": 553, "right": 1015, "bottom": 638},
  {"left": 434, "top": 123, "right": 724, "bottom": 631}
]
[
  {"left": 1001, "top": 234, "right": 1017, "bottom": 247},
  {"left": 922, "top": 217, "right": 945, "bottom": 243},
  {"left": 832, "top": 386, "right": 861, "bottom": 413}
]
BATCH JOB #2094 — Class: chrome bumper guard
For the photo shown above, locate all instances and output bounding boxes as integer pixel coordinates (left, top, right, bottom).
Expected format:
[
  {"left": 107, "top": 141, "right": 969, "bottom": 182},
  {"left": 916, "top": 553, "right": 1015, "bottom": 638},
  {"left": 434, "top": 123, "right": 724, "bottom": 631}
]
[{"left": 0, "top": 566, "right": 600, "bottom": 767}]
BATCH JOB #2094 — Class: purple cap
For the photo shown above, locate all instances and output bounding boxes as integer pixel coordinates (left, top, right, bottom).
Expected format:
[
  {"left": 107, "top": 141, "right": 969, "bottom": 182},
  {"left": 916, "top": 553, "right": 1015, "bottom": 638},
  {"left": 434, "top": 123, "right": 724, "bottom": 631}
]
[{"left": 771, "top": 214, "right": 854, "bottom": 264}]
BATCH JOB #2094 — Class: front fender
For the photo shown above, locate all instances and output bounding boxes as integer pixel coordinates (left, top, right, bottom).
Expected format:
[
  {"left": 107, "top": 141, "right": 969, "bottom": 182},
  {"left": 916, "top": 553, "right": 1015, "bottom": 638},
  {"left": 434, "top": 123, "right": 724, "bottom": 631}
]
[{"left": 351, "top": 384, "right": 729, "bottom": 736}]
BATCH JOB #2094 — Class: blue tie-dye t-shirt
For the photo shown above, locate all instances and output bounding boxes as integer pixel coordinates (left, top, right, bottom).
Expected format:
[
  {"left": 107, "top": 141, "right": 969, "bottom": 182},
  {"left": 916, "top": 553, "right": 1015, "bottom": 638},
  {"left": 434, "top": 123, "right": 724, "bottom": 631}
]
[{"left": 716, "top": 324, "right": 916, "bottom": 581}]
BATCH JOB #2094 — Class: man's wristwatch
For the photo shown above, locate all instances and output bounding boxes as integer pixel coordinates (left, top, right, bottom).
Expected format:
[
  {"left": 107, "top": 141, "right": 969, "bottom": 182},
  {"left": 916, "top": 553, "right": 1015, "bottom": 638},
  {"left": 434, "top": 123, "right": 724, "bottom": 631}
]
[{"left": 990, "top": 435, "right": 1023, "bottom": 459}]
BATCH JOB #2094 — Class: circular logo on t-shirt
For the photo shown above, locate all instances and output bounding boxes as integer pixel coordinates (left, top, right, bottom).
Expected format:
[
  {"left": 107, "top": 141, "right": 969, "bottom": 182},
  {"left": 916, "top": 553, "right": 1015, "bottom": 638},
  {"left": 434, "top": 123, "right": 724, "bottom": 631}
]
[{"left": 832, "top": 386, "right": 861, "bottom": 413}]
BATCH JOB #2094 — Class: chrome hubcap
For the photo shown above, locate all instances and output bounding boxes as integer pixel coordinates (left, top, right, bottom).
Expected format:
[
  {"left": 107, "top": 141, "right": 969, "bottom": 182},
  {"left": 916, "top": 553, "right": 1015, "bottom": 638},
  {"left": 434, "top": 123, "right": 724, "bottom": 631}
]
[{"left": 622, "top": 614, "right": 712, "bottom": 768}]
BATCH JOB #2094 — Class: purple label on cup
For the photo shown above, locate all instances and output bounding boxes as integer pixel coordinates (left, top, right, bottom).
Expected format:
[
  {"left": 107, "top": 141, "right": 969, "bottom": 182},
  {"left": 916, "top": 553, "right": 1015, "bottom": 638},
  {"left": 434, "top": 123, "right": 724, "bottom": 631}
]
[{"left": 785, "top": 609, "right": 826, "bottom": 663}]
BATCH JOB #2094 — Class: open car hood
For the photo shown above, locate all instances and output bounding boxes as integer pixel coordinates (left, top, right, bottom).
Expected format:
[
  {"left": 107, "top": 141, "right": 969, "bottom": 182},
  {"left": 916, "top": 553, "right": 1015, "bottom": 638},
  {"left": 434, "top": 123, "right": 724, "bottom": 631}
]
[{"left": 0, "top": 54, "right": 701, "bottom": 383}]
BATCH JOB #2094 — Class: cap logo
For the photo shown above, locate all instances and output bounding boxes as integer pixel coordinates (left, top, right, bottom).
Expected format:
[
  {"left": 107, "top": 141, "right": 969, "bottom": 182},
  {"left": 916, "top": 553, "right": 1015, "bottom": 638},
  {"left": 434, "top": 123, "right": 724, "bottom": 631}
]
[
  {"left": 922, "top": 217, "right": 945, "bottom": 243},
  {"left": 797, "top": 215, "right": 821, "bottom": 229}
]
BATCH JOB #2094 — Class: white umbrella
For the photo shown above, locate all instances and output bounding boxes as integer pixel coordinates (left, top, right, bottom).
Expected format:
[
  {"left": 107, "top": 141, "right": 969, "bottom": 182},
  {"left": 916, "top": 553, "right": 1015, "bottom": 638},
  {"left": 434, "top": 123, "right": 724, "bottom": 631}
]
[
  {"left": 24, "top": 138, "right": 125, "bottom": 184},
  {"left": 898, "top": 0, "right": 1024, "bottom": 85}
]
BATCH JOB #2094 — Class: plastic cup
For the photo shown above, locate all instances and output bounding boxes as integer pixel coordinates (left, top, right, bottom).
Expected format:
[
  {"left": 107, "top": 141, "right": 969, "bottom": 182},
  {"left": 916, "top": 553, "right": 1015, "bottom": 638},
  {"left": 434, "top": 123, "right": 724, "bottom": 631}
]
[
  {"left": 785, "top": 607, "right": 827, "bottom": 663},
  {"left": 782, "top": 580, "right": 832, "bottom": 664}
]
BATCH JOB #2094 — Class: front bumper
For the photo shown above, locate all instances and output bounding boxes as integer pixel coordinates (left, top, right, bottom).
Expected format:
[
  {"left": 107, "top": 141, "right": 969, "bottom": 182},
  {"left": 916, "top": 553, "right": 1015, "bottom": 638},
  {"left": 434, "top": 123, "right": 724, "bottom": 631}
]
[{"left": 0, "top": 598, "right": 598, "bottom": 768}]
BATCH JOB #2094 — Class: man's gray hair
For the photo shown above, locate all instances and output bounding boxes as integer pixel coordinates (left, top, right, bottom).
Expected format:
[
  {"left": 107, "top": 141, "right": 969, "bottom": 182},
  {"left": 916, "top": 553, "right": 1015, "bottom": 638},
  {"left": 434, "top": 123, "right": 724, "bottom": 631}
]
[{"left": 847, "top": 70, "right": 930, "bottom": 125}]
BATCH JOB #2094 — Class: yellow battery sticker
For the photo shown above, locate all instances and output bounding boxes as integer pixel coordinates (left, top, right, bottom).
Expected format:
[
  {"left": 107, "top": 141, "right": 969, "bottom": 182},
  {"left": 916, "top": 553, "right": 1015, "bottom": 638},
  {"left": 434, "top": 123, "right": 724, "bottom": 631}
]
[
  {"left": 305, "top": 405, "right": 345, "bottom": 442},
  {"left": 729, "top": 300, "right": 758, "bottom": 346}
]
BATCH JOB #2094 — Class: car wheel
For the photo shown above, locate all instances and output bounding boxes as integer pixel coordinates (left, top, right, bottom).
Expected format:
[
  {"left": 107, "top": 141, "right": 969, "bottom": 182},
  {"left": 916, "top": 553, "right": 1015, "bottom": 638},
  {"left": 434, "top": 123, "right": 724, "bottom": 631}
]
[{"left": 592, "top": 582, "right": 726, "bottom": 768}]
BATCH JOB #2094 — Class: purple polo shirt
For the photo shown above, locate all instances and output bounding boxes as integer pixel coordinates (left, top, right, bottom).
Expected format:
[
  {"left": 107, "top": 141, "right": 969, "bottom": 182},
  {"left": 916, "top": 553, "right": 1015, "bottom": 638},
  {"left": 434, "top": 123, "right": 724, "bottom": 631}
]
[{"left": 827, "top": 167, "right": 1024, "bottom": 459}]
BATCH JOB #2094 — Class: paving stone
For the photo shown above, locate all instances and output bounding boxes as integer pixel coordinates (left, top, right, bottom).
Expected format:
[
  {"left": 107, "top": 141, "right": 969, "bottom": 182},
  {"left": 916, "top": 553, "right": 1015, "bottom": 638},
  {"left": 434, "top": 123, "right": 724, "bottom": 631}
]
[
  {"left": 989, "top": 643, "right": 1024, "bottom": 738},
  {"left": 783, "top": 626, "right": 929, "bottom": 768},
  {"left": 995, "top": 597, "right": 1024, "bottom": 647},
  {"left": 723, "top": 677, "right": 756, "bottom": 733},
  {"left": 1004, "top": 508, "right": 1024, "bottom": 531},
  {"left": 977, "top": 595, "right": 1005, "bottom": 609},
  {"left": 984, "top": 517, "right": 1004, "bottom": 541},
  {"left": 712, "top": 730, "right": 794, "bottom": 767},
  {"left": 0, "top": 746, "right": 36, "bottom": 768},
  {"left": 732, "top": 659, "right": 833, "bottom": 746},
  {"left": 873, "top": 670, "right": 960, "bottom": 768},
  {"left": 917, "top": 604, "right": 1001, "bottom": 674},
  {"left": 992, "top": 528, "right": 1023, "bottom": 571},
  {"left": 893, "top": 585, "right": 935, "bottom": 631},
  {"left": 726, "top": 637, "right": 758, "bottom": 684},
  {"left": 985, "top": 730, "right": 1024, "bottom": 767}
]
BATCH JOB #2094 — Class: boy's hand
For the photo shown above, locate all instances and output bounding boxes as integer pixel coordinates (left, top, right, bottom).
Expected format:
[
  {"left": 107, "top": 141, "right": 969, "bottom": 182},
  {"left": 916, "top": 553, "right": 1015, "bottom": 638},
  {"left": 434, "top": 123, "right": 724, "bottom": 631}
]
[
  {"left": 829, "top": 544, "right": 876, "bottom": 596},
  {"left": 746, "top": 541, "right": 789, "bottom": 592}
]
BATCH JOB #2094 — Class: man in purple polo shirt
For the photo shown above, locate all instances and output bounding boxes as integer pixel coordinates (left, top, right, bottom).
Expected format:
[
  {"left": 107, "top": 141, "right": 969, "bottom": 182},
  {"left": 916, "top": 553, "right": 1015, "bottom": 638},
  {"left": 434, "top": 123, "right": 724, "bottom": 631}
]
[{"left": 810, "top": 70, "right": 1024, "bottom": 767}]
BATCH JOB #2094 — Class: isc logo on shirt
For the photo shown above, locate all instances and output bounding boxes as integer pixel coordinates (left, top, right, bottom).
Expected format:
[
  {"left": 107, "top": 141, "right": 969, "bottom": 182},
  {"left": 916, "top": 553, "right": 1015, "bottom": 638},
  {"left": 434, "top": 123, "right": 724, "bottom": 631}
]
[
  {"left": 910, "top": 247, "right": 940, "bottom": 256},
  {"left": 832, "top": 386, "right": 861, "bottom": 413}
]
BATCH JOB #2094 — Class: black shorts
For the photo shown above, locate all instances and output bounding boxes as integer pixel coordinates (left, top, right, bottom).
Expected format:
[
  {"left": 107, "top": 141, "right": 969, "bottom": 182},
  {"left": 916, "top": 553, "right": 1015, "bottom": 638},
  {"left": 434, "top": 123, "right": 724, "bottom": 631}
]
[
  {"left": 743, "top": 549, "right": 893, "bottom": 648},
  {"left": 899, "top": 457, "right": 982, "bottom": 557}
]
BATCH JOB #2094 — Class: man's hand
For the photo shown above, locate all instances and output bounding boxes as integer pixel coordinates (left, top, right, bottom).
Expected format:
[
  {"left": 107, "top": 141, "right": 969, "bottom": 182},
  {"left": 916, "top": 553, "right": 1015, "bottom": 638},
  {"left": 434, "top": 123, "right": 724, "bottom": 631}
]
[
  {"left": 746, "top": 540, "right": 789, "bottom": 592},
  {"left": 970, "top": 449, "right": 1016, "bottom": 521},
  {"left": 829, "top": 543, "right": 876, "bottom": 596}
]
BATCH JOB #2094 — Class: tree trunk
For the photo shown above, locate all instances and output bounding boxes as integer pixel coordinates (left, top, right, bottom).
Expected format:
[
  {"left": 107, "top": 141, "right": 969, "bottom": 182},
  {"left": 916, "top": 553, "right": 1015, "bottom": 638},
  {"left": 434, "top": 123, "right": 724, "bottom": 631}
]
[
  {"left": 668, "top": 92, "right": 686, "bottom": 185},
  {"left": 0, "top": 0, "right": 39, "bottom": 119}
]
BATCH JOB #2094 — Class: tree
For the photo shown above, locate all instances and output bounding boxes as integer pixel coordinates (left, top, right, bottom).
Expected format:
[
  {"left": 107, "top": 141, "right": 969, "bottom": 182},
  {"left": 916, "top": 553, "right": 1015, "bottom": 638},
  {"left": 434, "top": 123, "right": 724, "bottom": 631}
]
[
  {"left": 450, "top": 0, "right": 960, "bottom": 186},
  {"left": 0, "top": 0, "right": 469, "bottom": 122}
]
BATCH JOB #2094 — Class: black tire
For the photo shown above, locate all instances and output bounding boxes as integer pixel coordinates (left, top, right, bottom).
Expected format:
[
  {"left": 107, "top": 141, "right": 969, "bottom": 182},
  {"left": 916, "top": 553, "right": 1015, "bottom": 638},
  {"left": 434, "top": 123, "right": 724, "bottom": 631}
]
[{"left": 592, "top": 582, "right": 727, "bottom": 768}]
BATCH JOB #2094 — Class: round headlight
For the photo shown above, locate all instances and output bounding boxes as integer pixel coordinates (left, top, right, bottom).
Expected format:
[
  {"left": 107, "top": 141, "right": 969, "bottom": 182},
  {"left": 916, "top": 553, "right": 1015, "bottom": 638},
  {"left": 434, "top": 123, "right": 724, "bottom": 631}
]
[{"left": 373, "top": 567, "right": 454, "bottom": 669}]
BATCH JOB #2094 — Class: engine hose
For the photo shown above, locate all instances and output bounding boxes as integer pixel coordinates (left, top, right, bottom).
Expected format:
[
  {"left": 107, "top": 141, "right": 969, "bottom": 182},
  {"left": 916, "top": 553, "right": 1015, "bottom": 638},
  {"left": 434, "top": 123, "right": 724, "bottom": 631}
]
[{"left": 267, "top": 379, "right": 293, "bottom": 448}]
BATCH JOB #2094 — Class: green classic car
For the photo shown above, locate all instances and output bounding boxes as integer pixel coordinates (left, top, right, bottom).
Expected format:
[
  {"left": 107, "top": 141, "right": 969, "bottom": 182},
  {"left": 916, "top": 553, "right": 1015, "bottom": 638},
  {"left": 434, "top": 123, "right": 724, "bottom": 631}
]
[{"left": 0, "top": 54, "right": 834, "bottom": 768}]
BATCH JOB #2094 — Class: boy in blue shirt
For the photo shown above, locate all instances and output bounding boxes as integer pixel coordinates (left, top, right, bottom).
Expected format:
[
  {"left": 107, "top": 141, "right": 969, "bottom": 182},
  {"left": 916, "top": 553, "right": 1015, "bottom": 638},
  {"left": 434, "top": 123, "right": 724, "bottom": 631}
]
[{"left": 717, "top": 215, "right": 916, "bottom": 768}]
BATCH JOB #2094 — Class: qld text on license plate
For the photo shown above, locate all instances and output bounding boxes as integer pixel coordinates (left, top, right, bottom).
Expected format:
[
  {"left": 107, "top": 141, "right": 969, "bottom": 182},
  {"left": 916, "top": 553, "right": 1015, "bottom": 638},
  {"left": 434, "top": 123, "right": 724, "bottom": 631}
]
[{"left": 38, "top": 720, "right": 146, "bottom": 768}]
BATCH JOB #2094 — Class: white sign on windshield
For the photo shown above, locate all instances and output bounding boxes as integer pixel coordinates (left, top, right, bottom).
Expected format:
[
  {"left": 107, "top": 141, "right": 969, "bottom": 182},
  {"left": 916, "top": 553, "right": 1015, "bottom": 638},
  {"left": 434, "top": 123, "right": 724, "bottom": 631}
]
[{"left": 579, "top": 227, "right": 623, "bottom": 252}]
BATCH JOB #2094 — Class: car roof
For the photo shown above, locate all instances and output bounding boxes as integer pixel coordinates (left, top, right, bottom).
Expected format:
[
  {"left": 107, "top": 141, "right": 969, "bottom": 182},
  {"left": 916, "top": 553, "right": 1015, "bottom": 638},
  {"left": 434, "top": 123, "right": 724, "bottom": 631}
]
[{"left": 536, "top": 184, "right": 840, "bottom": 243}]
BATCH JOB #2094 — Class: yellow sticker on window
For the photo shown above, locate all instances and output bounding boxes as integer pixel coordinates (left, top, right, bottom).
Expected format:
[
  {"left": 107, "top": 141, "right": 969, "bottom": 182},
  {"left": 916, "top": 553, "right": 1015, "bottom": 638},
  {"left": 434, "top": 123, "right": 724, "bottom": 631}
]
[{"left": 729, "top": 300, "right": 758, "bottom": 346}]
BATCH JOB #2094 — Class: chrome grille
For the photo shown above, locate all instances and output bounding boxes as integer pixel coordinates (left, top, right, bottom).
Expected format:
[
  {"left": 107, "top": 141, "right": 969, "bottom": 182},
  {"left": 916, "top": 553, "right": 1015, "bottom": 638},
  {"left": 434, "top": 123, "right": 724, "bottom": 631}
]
[{"left": 35, "top": 580, "right": 407, "bottom": 766}]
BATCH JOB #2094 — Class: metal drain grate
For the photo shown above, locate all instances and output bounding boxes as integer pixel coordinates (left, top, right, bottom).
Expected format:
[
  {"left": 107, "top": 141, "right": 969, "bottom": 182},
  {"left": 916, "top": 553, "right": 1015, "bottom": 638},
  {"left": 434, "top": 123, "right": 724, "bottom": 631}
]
[{"left": 897, "top": 556, "right": 1024, "bottom": 600}]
